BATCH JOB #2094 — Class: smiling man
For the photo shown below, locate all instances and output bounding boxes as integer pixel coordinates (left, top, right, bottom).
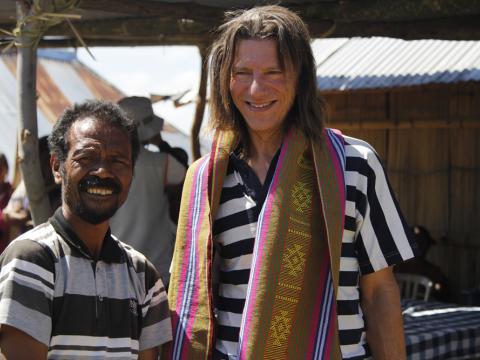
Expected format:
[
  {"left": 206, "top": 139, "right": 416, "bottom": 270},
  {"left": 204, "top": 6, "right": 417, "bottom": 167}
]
[
  {"left": 0, "top": 101, "right": 171, "bottom": 359},
  {"left": 166, "top": 5, "right": 417, "bottom": 360}
]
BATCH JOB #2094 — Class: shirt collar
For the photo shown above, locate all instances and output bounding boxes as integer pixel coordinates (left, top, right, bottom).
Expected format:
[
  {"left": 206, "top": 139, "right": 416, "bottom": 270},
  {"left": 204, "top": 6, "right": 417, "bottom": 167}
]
[
  {"left": 229, "top": 144, "right": 281, "bottom": 209},
  {"left": 49, "top": 208, "right": 124, "bottom": 263}
]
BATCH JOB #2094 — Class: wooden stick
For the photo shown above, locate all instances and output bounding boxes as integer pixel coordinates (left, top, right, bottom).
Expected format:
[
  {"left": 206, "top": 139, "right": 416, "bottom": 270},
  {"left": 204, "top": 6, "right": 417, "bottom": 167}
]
[
  {"left": 329, "top": 119, "right": 480, "bottom": 130},
  {"left": 191, "top": 43, "right": 208, "bottom": 160},
  {"left": 16, "top": 0, "right": 52, "bottom": 225}
]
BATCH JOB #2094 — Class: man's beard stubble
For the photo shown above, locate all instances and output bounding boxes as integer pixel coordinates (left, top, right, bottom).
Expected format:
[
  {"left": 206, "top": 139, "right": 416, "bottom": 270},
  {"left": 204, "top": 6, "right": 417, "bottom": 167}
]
[{"left": 63, "top": 174, "right": 122, "bottom": 225}]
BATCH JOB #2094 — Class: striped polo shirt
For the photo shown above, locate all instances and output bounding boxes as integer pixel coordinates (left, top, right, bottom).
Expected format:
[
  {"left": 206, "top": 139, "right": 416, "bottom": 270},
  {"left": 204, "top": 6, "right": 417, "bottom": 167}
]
[
  {"left": 0, "top": 209, "right": 172, "bottom": 358},
  {"left": 212, "top": 134, "right": 416, "bottom": 359}
]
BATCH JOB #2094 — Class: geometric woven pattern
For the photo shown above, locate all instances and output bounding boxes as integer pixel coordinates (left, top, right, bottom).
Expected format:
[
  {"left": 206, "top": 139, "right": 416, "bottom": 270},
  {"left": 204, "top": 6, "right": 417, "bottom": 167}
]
[
  {"left": 297, "top": 153, "right": 313, "bottom": 170},
  {"left": 269, "top": 310, "right": 292, "bottom": 346},
  {"left": 292, "top": 181, "right": 312, "bottom": 214},
  {"left": 284, "top": 244, "right": 306, "bottom": 277}
]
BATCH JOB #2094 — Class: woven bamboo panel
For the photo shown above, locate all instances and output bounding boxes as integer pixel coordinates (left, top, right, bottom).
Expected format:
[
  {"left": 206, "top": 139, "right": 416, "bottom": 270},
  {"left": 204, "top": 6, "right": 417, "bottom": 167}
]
[
  {"left": 338, "top": 121, "right": 479, "bottom": 301},
  {"left": 449, "top": 129, "right": 480, "bottom": 244}
]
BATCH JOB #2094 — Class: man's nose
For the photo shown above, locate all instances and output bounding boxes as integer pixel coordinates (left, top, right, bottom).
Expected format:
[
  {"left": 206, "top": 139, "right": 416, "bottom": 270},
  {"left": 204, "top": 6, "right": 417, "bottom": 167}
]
[
  {"left": 249, "top": 73, "right": 267, "bottom": 97},
  {"left": 89, "top": 161, "right": 114, "bottom": 178}
]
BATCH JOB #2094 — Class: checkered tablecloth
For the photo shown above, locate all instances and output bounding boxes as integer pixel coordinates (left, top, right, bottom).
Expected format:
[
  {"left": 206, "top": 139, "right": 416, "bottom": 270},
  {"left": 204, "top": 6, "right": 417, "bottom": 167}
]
[{"left": 402, "top": 300, "right": 480, "bottom": 359}]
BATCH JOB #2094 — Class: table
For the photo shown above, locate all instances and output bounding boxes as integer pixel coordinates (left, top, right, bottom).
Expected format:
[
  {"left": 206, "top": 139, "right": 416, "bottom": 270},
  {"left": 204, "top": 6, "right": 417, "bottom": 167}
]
[{"left": 403, "top": 300, "right": 480, "bottom": 359}]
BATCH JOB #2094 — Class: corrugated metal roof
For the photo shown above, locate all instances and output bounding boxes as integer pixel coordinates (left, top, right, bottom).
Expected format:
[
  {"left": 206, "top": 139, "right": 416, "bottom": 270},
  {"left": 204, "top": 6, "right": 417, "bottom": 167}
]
[
  {"left": 154, "top": 98, "right": 211, "bottom": 161},
  {"left": 0, "top": 58, "right": 52, "bottom": 180},
  {"left": 0, "top": 50, "right": 124, "bottom": 180},
  {"left": 42, "top": 59, "right": 96, "bottom": 103},
  {"left": 315, "top": 37, "right": 480, "bottom": 91},
  {"left": 37, "top": 49, "right": 77, "bottom": 62},
  {"left": 311, "top": 38, "right": 349, "bottom": 66}
]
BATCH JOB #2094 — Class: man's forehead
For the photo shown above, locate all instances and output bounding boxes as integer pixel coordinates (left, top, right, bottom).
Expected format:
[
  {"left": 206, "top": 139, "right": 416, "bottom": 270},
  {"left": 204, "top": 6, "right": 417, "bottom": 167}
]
[
  {"left": 71, "top": 116, "right": 103, "bottom": 132},
  {"left": 68, "top": 117, "right": 129, "bottom": 147},
  {"left": 67, "top": 116, "right": 94, "bottom": 138},
  {"left": 70, "top": 117, "right": 123, "bottom": 136},
  {"left": 233, "top": 38, "right": 293, "bottom": 67},
  {"left": 234, "top": 37, "right": 279, "bottom": 52}
]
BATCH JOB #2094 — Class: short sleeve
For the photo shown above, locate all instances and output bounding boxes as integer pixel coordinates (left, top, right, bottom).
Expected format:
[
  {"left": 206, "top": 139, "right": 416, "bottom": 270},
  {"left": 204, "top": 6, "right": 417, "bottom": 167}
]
[
  {"left": 138, "top": 260, "right": 172, "bottom": 350},
  {"left": 0, "top": 239, "right": 55, "bottom": 345},
  {"left": 347, "top": 140, "right": 418, "bottom": 275}
]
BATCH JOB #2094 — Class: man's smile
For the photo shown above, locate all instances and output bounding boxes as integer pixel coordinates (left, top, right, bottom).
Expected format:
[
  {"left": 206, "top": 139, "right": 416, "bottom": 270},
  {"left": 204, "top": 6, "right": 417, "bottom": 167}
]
[
  {"left": 246, "top": 100, "right": 276, "bottom": 110},
  {"left": 78, "top": 176, "right": 121, "bottom": 197},
  {"left": 85, "top": 186, "right": 114, "bottom": 196}
]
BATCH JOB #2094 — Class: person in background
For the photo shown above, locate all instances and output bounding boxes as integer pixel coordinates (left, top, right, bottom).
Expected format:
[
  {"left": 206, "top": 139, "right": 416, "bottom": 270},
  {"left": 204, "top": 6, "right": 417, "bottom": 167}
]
[
  {"left": 395, "top": 225, "right": 450, "bottom": 301},
  {"left": 166, "top": 5, "right": 417, "bottom": 360},
  {"left": 157, "top": 142, "right": 189, "bottom": 225},
  {"left": 110, "top": 96, "right": 186, "bottom": 287},
  {"left": 0, "top": 153, "right": 13, "bottom": 252},
  {"left": 0, "top": 101, "right": 171, "bottom": 359},
  {"left": 3, "top": 136, "right": 61, "bottom": 240}
]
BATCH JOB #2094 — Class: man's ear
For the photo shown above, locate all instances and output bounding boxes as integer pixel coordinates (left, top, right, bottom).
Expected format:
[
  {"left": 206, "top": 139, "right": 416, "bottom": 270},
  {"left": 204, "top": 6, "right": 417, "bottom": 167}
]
[{"left": 50, "top": 154, "right": 63, "bottom": 185}]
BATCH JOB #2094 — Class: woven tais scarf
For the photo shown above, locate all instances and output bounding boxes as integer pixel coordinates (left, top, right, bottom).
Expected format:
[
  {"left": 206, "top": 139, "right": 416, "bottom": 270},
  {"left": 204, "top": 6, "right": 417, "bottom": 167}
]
[{"left": 165, "top": 128, "right": 346, "bottom": 360}]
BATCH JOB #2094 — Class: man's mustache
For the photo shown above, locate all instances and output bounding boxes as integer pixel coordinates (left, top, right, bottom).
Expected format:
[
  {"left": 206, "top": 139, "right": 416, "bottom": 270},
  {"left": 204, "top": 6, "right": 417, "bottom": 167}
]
[{"left": 78, "top": 176, "right": 122, "bottom": 194}]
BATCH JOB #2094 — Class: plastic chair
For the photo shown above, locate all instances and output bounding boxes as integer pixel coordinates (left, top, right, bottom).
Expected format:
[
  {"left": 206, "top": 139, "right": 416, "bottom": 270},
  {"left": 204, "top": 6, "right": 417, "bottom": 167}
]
[{"left": 395, "top": 273, "right": 433, "bottom": 301}]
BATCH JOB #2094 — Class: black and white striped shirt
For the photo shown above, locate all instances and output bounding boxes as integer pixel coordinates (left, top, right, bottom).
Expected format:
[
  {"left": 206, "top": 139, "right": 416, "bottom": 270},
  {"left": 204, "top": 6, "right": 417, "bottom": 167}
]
[
  {"left": 0, "top": 209, "right": 172, "bottom": 358},
  {"left": 212, "top": 135, "right": 416, "bottom": 359}
]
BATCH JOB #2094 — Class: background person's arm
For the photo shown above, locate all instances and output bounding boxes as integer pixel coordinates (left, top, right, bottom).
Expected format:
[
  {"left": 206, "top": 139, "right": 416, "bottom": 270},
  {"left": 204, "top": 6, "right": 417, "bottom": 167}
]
[
  {"left": 138, "top": 346, "right": 159, "bottom": 360},
  {"left": 360, "top": 267, "right": 407, "bottom": 360},
  {"left": 0, "top": 324, "right": 48, "bottom": 360}
]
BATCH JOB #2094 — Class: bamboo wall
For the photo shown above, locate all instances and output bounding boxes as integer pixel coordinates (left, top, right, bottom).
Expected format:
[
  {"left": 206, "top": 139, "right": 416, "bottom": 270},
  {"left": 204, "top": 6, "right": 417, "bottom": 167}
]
[{"left": 323, "top": 83, "right": 480, "bottom": 301}]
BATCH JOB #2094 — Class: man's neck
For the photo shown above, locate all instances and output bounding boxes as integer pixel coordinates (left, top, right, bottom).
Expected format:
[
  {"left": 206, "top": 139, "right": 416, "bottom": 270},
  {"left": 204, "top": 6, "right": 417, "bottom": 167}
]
[
  {"left": 61, "top": 205, "right": 109, "bottom": 259},
  {"left": 246, "top": 129, "right": 283, "bottom": 185}
]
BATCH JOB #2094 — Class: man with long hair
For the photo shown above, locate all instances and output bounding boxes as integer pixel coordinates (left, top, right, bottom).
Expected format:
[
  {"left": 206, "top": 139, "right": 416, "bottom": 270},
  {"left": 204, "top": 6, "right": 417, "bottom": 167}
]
[{"left": 166, "top": 6, "right": 417, "bottom": 359}]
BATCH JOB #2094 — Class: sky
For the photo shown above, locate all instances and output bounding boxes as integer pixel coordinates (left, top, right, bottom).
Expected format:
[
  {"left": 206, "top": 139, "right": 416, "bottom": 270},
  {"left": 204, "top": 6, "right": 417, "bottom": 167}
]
[
  {"left": 77, "top": 46, "right": 201, "bottom": 98},
  {"left": 77, "top": 46, "right": 209, "bottom": 158}
]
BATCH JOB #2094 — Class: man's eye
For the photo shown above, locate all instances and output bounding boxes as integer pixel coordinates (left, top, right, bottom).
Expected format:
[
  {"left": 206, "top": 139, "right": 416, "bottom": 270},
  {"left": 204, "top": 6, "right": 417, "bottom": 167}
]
[
  {"left": 113, "top": 158, "right": 130, "bottom": 166},
  {"left": 234, "top": 70, "right": 250, "bottom": 76},
  {"left": 266, "top": 70, "right": 282, "bottom": 75},
  {"left": 78, "top": 156, "right": 93, "bottom": 162}
]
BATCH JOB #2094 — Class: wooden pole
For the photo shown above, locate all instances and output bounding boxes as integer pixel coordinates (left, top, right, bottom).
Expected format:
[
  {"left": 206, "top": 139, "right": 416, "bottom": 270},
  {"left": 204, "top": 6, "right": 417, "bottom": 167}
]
[
  {"left": 191, "top": 44, "right": 208, "bottom": 160},
  {"left": 330, "top": 118, "right": 480, "bottom": 130},
  {"left": 16, "top": 0, "right": 52, "bottom": 225}
]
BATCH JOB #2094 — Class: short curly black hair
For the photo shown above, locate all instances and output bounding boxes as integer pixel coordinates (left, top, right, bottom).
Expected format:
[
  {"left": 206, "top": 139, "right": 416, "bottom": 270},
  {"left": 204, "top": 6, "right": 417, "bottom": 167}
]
[{"left": 48, "top": 100, "right": 140, "bottom": 166}]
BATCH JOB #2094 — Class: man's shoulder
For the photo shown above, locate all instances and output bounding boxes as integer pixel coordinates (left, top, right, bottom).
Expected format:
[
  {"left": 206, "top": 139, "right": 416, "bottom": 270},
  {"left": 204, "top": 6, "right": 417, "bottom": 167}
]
[
  {"left": 2, "top": 222, "right": 58, "bottom": 262},
  {"left": 0, "top": 223, "right": 57, "bottom": 296},
  {"left": 16, "top": 221, "right": 57, "bottom": 241},
  {"left": 179, "top": 154, "right": 210, "bottom": 192},
  {"left": 111, "top": 235, "right": 158, "bottom": 274},
  {"left": 325, "top": 130, "right": 386, "bottom": 186},
  {"left": 111, "top": 235, "right": 144, "bottom": 259},
  {"left": 0, "top": 223, "right": 60, "bottom": 347},
  {"left": 186, "top": 154, "right": 210, "bottom": 176},
  {"left": 330, "top": 131, "right": 377, "bottom": 160}
]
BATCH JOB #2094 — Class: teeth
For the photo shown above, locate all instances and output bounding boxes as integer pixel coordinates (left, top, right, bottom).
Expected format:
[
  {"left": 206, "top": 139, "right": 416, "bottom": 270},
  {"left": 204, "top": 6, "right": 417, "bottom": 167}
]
[
  {"left": 86, "top": 187, "right": 113, "bottom": 196},
  {"left": 249, "top": 102, "right": 273, "bottom": 108}
]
